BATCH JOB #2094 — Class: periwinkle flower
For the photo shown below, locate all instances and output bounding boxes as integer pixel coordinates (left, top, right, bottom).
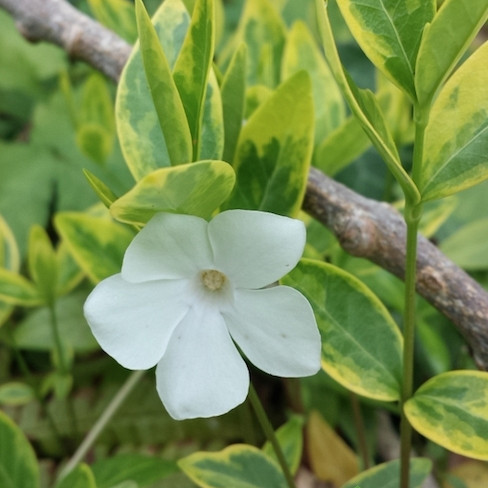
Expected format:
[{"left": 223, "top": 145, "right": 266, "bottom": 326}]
[{"left": 84, "top": 210, "right": 321, "bottom": 420}]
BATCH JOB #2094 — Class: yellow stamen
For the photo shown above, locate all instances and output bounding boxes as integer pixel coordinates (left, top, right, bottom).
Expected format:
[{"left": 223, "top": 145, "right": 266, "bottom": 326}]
[{"left": 201, "top": 269, "right": 226, "bottom": 291}]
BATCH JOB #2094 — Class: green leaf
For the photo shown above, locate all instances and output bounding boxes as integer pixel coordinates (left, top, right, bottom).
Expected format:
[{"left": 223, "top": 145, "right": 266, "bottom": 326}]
[
  {"left": 0, "top": 215, "right": 19, "bottom": 327},
  {"left": 0, "top": 213, "right": 20, "bottom": 271},
  {"left": 0, "top": 268, "right": 42, "bottom": 306},
  {"left": 221, "top": 44, "right": 247, "bottom": 163},
  {"left": 199, "top": 70, "right": 224, "bottom": 161},
  {"left": 314, "top": 116, "right": 370, "bottom": 174},
  {"left": 76, "top": 125, "right": 114, "bottom": 166},
  {"left": 134, "top": 0, "right": 192, "bottom": 167},
  {"left": 406, "top": 371, "right": 488, "bottom": 460},
  {"left": 439, "top": 218, "right": 488, "bottom": 270},
  {"left": 220, "top": 0, "right": 286, "bottom": 88},
  {"left": 78, "top": 73, "right": 115, "bottom": 133},
  {"left": 28, "top": 225, "right": 57, "bottom": 304},
  {"left": 226, "top": 71, "right": 314, "bottom": 216},
  {"left": 13, "top": 291, "right": 99, "bottom": 353},
  {"left": 116, "top": 0, "right": 191, "bottom": 179},
  {"left": 92, "top": 453, "right": 178, "bottom": 488},
  {"left": 55, "top": 464, "right": 97, "bottom": 488},
  {"left": 419, "top": 42, "right": 488, "bottom": 201},
  {"left": 56, "top": 242, "right": 85, "bottom": 296},
  {"left": 76, "top": 73, "right": 115, "bottom": 165},
  {"left": 83, "top": 170, "right": 119, "bottom": 208},
  {"left": 282, "top": 259, "right": 403, "bottom": 401},
  {"left": 340, "top": 458, "right": 432, "bottom": 488},
  {"left": 0, "top": 382, "right": 35, "bottom": 406},
  {"left": 87, "top": 0, "right": 137, "bottom": 43},
  {"left": 110, "top": 161, "right": 235, "bottom": 225},
  {"left": 178, "top": 444, "right": 287, "bottom": 488},
  {"left": 55, "top": 212, "right": 134, "bottom": 283},
  {"left": 314, "top": 0, "right": 420, "bottom": 204},
  {"left": 0, "top": 410, "right": 39, "bottom": 488},
  {"left": 415, "top": 0, "right": 488, "bottom": 106},
  {"left": 282, "top": 20, "right": 345, "bottom": 145},
  {"left": 173, "top": 0, "right": 214, "bottom": 160},
  {"left": 336, "top": 0, "right": 435, "bottom": 100},
  {"left": 262, "top": 416, "right": 304, "bottom": 475}
]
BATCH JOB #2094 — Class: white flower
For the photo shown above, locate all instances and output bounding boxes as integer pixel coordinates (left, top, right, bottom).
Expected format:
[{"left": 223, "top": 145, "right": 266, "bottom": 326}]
[{"left": 84, "top": 210, "right": 321, "bottom": 420}]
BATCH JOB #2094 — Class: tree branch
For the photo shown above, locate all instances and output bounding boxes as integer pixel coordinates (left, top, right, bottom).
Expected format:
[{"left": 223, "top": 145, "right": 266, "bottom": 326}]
[{"left": 1, "top": 0, "right": 487, "bottom": 370}]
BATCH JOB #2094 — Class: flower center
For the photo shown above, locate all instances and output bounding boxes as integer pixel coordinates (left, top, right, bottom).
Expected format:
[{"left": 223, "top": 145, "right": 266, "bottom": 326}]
[{"left": 201, "top": 269, "right": 227, "bottom": 291}]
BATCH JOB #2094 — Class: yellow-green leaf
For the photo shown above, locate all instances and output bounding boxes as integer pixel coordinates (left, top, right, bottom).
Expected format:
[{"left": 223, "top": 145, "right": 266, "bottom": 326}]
[
  {"left": 83, "top": 169, "right": 119, "bottom": 208},
  {"left": 178, "top": 444, "right": 287, "bottom": 488},
  {"left": 415, "top": 0, "right": 488, "bottom": 106},
  {"left": 314, "top": 115, "right": 370, "bottom": 175},
  {"left": 87, "top": 0, "right": 137, "bottom": 43},
  {"left": 0, "top": 382, "right": 35, "bottom": 407},
  {"left": 0, "top": 269, "right": 42, "bottom": 306},
  {"left": 110, "top": 160, "right": 235, "bottom": 225},
  {"left": 220, "top": 0, "right": 286, "bottom": 88},
  {"left": 336, "top": 0, "right": 435, "bottom": 100},
  {"left": 439, "top": 218, "right": 488, "bottom": 270},
  {"left": 28, "top": 225, "right": 58, "bottom": 304},
  {"left": 420, "top": 42, "right": 488, "bottom": 201},
  {"left": 0, "top": 215, "right": 19, "bottom": 327},
  {"left": 55, "top": 464, "right": 97, "bottom": 488},
  {"left": 0, "top": 411, "right": 39, "bottom": 488},
  {"left": 135, "top": 0, "right": 192, "bottom": 166},
  {"left": 307, "top": 411, "right": 359, "bottom": 485},
  {"left": 282, "top": 20, "right": 345, "bottom": 145},
  {"left": 173, "top": 0, "right": 214, "bottom": 160},
  {"left": 340, "top": 458, "right": 432, "bottom": 488},
  {"left": 116, "top": 0, "right": 191, "bottom": 179},
  {"left": 221, "top": 44, "right": 247, "bottom": 163},
  {"left": 282, "top": 259, "right": 403, "bottom": 401},
  {"left": 55, "top": 242, "right": 84, "bottom": 297},
  {"left": 262, "top": 416, "right": 304, "bottom": 475},
  {"left": 226, "top": 71, "right": 314, "bottom": 217},
  {"left": 0, "top": 214, "right": 19, "bottom": 271},
  {"left": 55, "top": 212, "right": 134, "bottom": 283},
  {"left": 405, "top": 370, "right": 488, "bottom": 460},
  {"left": 314, "top": 0, "right": 420, "bottom": 204}
]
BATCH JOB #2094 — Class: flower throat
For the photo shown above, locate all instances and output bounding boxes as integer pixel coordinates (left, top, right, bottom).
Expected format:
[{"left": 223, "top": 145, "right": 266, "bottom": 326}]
[{"left": 201, "top": 269, "right": 226, "bottom": 291}]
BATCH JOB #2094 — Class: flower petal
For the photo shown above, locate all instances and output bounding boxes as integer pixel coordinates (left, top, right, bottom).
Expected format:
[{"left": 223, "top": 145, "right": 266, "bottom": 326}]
[
  {"left": 208, "top": 210, "right": 305, "bottom": 288},
  {"left": 224, "top": 286, "right": 321, "bottom": 377},
  {"left": 156, "top": 303, "right": 249, "bottom": 420},
  {"left": 84, "top": 274, "right": 190, "bottom": 369},
  {"left": 122, "top": 213, "right": 214, "bottom": 282}
]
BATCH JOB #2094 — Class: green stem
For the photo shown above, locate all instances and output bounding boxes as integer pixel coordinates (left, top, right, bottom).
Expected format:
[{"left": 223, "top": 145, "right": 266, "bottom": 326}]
[
  {"left": 59, "top": 370, "right": 145, "bottom": 480},
  {"left": 350, "top": 392, "right": 370, "bottom": 470},
  {"left": 399, "top": 99, "right": 429, "bottom": 488},
  {"left": 248, "top": 384, "right": 296, "bottom": 488},
  {"left": 400, "top": 200, "right": 422, "bottom": 488}
]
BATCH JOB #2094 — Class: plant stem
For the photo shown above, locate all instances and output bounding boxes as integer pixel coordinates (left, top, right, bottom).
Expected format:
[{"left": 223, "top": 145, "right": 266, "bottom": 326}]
[
  {"left": 248, "top": 384, "right": 296, "bottom": 488},
  {"left": 399, "top": 101, "right": 427, "bottom": 488},
  {"left": 59, "top": 370, "right": 145, "bottom": 480},
  {"left": 400, "top": 204, "right": 423, "bottom": 488},
  {"left": 350, "top": 392, "right": 370, "bottom": 470}
]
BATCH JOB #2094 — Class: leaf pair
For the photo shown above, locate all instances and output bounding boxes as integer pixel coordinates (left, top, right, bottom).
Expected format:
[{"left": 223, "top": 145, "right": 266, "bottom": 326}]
[
  {"left": 318, "top": 0, "right": 488, "bottom": 202},
  {"left": 117, "top": 0, "right": 218, "bottom": 178},
  {"left": 0, "top": 224, "right": 82, "bottom": 307}
]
